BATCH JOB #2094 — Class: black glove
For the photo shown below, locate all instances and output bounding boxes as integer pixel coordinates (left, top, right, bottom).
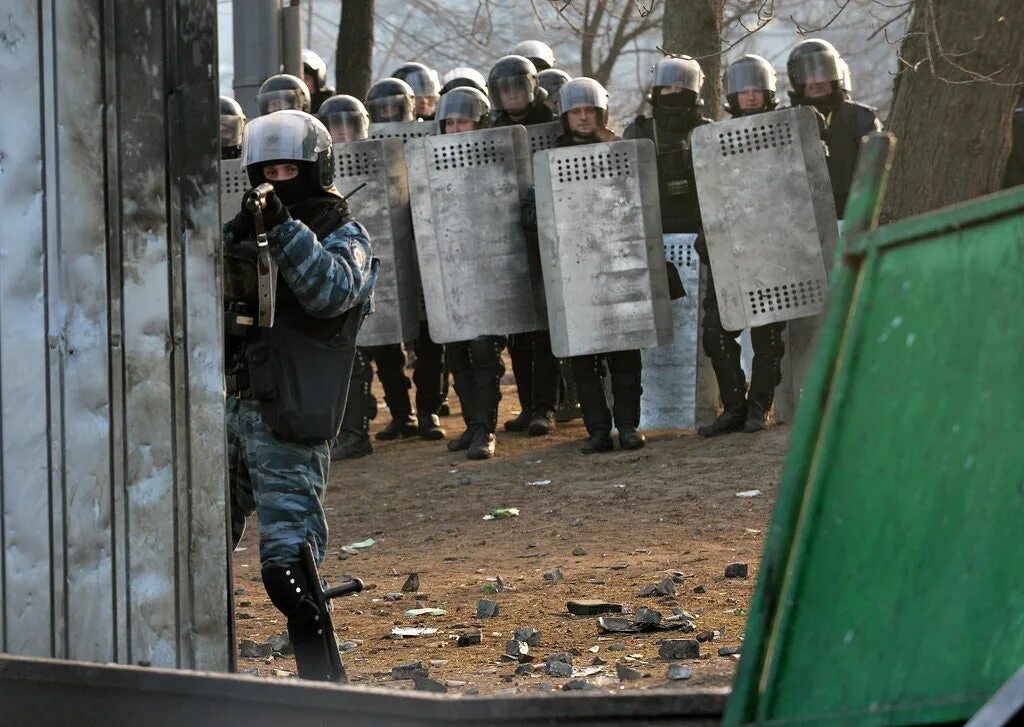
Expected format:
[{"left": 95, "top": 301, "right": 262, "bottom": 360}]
[{"left": 236, "top": 186, "right": 291, "bottom": 238}]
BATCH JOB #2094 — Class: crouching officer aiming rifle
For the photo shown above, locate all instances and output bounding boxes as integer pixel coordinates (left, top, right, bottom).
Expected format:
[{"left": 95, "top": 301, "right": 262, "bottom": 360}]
[{"left": 223, "top": 109, "right": 378, "bottom": 682}]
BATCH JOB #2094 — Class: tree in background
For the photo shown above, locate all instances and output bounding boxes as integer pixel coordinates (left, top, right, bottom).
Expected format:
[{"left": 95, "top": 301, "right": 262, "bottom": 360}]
[
  {"left": 880, "top": 0, "right": 1024, "bottom": 221},
  {"left": 335, "top": 0, "right": 375, "bottom": 99},
  {"left": 663, "top": 0, "right": 725, "bottom": 116}
]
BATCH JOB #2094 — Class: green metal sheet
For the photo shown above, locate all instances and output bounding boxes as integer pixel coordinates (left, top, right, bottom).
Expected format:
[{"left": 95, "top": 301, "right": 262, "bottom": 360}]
[{"left": 728, "top": 137, "right": 1024, "bottom": 725}]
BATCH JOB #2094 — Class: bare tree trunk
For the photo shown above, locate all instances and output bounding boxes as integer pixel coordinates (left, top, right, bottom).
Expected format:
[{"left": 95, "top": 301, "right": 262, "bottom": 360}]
[
  {"left": 662, "top": 0, "right": 724, "bottom": 118},
  {"left": 880, "top": 0, "right": 1024, "bottom": 222},
  {"left": 335, "top": 0, "right": 375, "bottom": 100}
]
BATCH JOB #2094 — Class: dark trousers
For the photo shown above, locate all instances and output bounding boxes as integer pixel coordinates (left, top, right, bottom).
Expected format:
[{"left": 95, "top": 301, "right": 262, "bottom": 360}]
[
  {"left": 507, "top": 329, "right": 561, "bottom": 416},
  {"left": 367, "top": 320, "right": 445, "bottom": 418}
]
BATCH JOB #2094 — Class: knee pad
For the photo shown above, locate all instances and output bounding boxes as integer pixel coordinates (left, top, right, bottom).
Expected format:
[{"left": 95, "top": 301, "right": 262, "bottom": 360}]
[
  {"left": 468, "top": 336, "right": 503, "bottom": 369},
  {"left": 262, "top": 561, "right": 320, "bottom": 622}
]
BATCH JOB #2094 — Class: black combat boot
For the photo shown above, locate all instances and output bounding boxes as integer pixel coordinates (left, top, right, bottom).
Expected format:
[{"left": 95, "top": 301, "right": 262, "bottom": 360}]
[
  {"left": 417, "top": 411, "right": 446, "bottom": 440},
  {"left": 744, "top": 353, "right": 782, "bottom": 433},
  {"left": 527, "top": 409, "right": 555, "bottom": 436},
  {"left": 611, "top": 371, "right": 646, "bottom": 450},
  {"left": 332, "top": 351, "right": 375, "bottom": 460},
  {"left": 576, "top": 377, "right": 614, "bottom": 454},
  {"left": 447, "top": 368, "right": 476, "bottom": 452},
  {"left": 376, "top": 412, "right": 418, "bottom": 440},
  {"left": 468, "top": 369, "right": 501, "bottom": 460},
  {"left": 697, "top": 361, "right": 747, "bottom": 438}
]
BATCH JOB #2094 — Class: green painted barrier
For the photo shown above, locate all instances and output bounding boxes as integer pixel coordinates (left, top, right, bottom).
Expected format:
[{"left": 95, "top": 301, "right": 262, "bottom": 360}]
[{"left": 727, "top": 134, "right": 1024, "bottom": 726}]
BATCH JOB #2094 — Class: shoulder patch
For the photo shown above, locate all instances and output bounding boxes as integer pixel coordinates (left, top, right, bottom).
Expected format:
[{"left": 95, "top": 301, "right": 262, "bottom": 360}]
[{"left": 349, "top": 239, "right": 368, "bottom": 271}]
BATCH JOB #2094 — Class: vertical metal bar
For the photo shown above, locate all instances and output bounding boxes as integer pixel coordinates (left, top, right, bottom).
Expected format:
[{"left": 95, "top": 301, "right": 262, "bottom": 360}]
[
  {"left": 40, "top": 0, "right": 66, "bottom": 662},
  {"left": 232, "top": 0, "right": 281, "bottom": 117},
  {"left": 101, "top": 0, "right": 130, "bottom": 667},
  {"left": 280, "top": 1, "right": 302, "bottom": 78},
  {"left": 0, "top": 0, "right": 55, "bottom": 659}
]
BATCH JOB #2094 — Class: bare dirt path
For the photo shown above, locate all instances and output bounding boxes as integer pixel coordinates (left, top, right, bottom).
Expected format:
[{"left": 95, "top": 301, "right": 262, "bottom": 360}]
[{"left": 232, "top": 373, "right": 788, "bottom": 695}]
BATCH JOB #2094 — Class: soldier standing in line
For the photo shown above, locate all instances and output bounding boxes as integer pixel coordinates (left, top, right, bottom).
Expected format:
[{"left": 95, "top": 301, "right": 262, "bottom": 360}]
[
  {"left": 302, "top": 49, "right": 336, "bottom": 114},
  {"left": 255, "top": 73, "right": 311, "bottom": 115}
]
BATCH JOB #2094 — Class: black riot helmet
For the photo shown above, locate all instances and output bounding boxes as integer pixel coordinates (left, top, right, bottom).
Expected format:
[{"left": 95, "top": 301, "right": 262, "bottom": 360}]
[
  {"left": 317, "top": 94, "right": 370, "bottom": 143},
  {"left": 220, "top": 95, "right": 246, "bottom": 158},
  {"left": 256, "top": 74, "right": 311, "bottom": 116},
  {"left": 651, "top": 56, "right": 705, "bottom": 109},
  {"left": 723, "top": 54, "right": 778, "bottom": 116},
  {"left": 559, "top": 77, "right": 609, "bottom": 138},
  {"left": 241, "top": 110, "right": 335, "bottom": 205},
  {"left": 511, "top": 40, "right": 555, "bottom": 71},
  {"left": 538, "top": 68, "right": 571, "bottom": 114},
  {"left": 488, "top": 55, "right": 539, "bottom": 115},
  {"left": 392, "top": 62, "right": 442, "bottom": 119},
  {"left": 365, "top": 77, "right": 416, "bottom": 123},
  {"left": 787, "top": 38, "right": 844, "bottom": 109},
  {"left": 437, "top": 87, "right": 491, "bottom": 133},
  {"left": 440, "top": 66, "right": 487, "bottom": 96},
  {"left": 302, "top": 49, "right": 328, "bottom": 93}
]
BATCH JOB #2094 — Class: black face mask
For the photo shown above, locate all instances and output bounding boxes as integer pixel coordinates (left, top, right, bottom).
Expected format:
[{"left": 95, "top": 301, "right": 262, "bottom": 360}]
[
  {"left": 274, "top": 174, "right": 320, "bottom": 208},
  {"left": 654, "top": 95, "right": 700, "bottom": 133}
]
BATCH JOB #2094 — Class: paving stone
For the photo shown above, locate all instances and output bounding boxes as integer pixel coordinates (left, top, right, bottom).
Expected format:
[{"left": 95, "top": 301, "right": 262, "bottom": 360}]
[
  {"left": 514, "top": 627, "right": 542, "bottom": 647},
  {"left": 543, "top": 568, "right": 564, "bottom": 582},
  {"left": 724, "top": 563, "right": 749, "bottom": 578},
  {"left": 505, "top": 640, "right": 530, "bottom": 661},
  {"left": 667, "top": 664, "right": 694, "bottom": 681},
  {"left": 392, "top": 661, "right": 428, "bottom": 680},
  {"left": 268, "top": 632, "right": 291, "bottom": 655},
  {"left": 567, "top": 600, "right": 623, "bottom": 616},
  {"left": 238, "top": 639, "right": 273, "bottom": 659},
  {"left": 562, "top": 679, "right": 601, "bottom": 692},
  {"left": 514, "top": 663, "right": 535, "bottom": 676},
  {"left": 572, "top": 547, "right": 588, "bottom": 556},
  {"left": 401, "top": 573, "right": 420, "bottom": 592},
  {"left": 616, "top": 663, "right": 644, "bottom": 682},
  {"left": 477, "top": 599, "right": 500, "bottom": 618},
  {"left": 634, "top": 607, "right": 662, "bottom": 626},
  {"left": 546, "top": 660, "right": 573, "bottom": 678},
  {"left": 607, "top": 643, "right": 628, "bottom": 652},
  {"left": 413, "top": 675, "right": 447, "bottom": 693},
  {"left": 696, "top": 630, "right": 721, "bottom": 643},
  {"left": 718, "top": 645, "right": 741, "bottom": 656},
  {"left": 659, "top": 639, "right": 700, "bottom": 660},
  {"left": 457, "top": 629, "right": 482, "bottom": 647}
]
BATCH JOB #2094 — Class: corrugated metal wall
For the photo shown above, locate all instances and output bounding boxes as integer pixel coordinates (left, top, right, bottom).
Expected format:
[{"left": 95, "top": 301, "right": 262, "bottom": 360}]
[{"left": 0, "top": 0, "right": 230, "bottom": 670}]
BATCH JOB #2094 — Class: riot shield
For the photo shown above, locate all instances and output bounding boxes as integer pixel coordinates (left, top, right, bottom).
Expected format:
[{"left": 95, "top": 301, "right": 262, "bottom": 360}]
[
  {"left": 526, "top": 121, "right": 562, "bottom": 155},
  {"left": 406, "top": 125, "right": 543, "bottom": 343},
  {"left": 691, "top": 106, "right": 838, "bottom": 331},
  {"left": 220, "top": 157, "right": 248, "bottom": 228},
  {"left": 533, "top": 138, "right": 672, "bottom": 358},
  {"left": 639, "top": 234, "right": 713, "bottom": 429},
  {"left": 369, "top": 120, "right": 440, "bottom": 143},
  {"left": 332, "top": 138, "right": 419, "bottom": 347}
]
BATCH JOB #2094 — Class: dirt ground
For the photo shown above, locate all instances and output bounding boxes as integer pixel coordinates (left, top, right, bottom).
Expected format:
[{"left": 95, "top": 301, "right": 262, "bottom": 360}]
[{"left": 232, "top": 365, "right": 789, "bottom": 696}]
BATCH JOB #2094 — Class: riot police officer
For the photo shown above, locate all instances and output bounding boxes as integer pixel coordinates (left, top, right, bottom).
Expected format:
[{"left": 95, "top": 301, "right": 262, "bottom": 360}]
[
  {"left": 318, "top": 94, "right": 370, "bottom": 144},
  {"left": 365, "top": 77, "right": 417, "bottom": 123},
  {"left": 255, "top": 73, "right": 312, "bottom": 116},
  {"left": 698, "top": 55, "right": 787, "bottom": 436},
  {"left": 303, "top": 49, "right": 336, "bottom": 114},
  {"left": 313, "top": 95, "right": 379, "bottom": 460},
  {"left": 225, "top": 110, "right": 377, "bottom": 680},
  {"left": 434, "top": 87, "right": 507, "bottom": 459},
  {"left": 511, "top": 39, "right": 556, "bottom": 72},
  {"left": 538, "top": 68, "right": 572, "bottom": 115},
  {"left": 393, "top": 62, "right": 442, "bottom": 121},
  {"left": 441, "top": 66, "right": 488, "bottom": 96},
  {"left": 488, "top": 55, "right": 561, "bottom": 436},
  {"left": 362, "top": 78, "right": 448, "bottom": 442},
  {"left": 623, "top": 56, "right": 712, "bottom": 234},
  {"left": 220, "top": 95, "right": 246, "bottom": 160},
  {"left": 528, "top": 78, "right": 644, "bottom": 453},
  {"left": 787, "top": 39, "right": 881, "bottom": 214}
]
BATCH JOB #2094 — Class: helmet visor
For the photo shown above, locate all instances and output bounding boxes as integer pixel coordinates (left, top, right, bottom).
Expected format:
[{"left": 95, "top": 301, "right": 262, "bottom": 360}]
[
  {"left": 324, "top": 111, "right": 369, "bottom": 143},
  {"left": 220, "top": 115, "right": 244, "bottom": 147},
  {"left": 725, "top": 62, "right": 776, "bottom": 95},
  {"left": 241, "top": 112, "right": 328, "bottom": 167},
  {"left": 790, "top": 50, "right": 841, "bottom": 85},
  {"left": 538, "top": 71, "right": 570, "bottom": 96},
  {"left": 257, "top": 89, "right": 305, "bottom": 116},
  {"left": 402, "top": 70, "right": 441, "bottom": 97},
  {"left": 560, "top": 80, "right": 608, "bottom": 114},
  {"left": 366, "top": 94, "right": 414, "bottom": 122},
  {"left": 653, "top": 59, "right": 703, "bottom": 93},
  {"left": 437, "top": 91, "right": 487, "bottom": 122},
  {"left": 489, "top": 74, "right": 533, "bottom": 112}
]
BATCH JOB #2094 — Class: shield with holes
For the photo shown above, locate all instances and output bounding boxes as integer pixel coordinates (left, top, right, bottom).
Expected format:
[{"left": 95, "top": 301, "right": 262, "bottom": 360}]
[
  {"left": 220, "top": 157, "right": 248, "bottom": 229},
  {"left": 331, "top": 137, "right": 419, "bottom": 346},
  {"left": 405, "top": 125, "right": 543, "bottom": 343},
  {"left": 639, "top": 233, "right": 713, "bottom": 429},
  {"left": 368, "top": 120, "right": 440, "bottom": 144},
  {"left": 532, "top": 138, "right": 672, "bottom": 358},
  {"left": 526, "top": 121, "right": 563, "bottom": 156},
  {"left": 691, "top": 106, "right": 838, "bottom": 331}
]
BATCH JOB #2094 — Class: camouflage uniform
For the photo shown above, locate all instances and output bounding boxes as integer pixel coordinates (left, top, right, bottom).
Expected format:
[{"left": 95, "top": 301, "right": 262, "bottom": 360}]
[{"left": 227, "top": 216, "right": 376, "bottom": 568}]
